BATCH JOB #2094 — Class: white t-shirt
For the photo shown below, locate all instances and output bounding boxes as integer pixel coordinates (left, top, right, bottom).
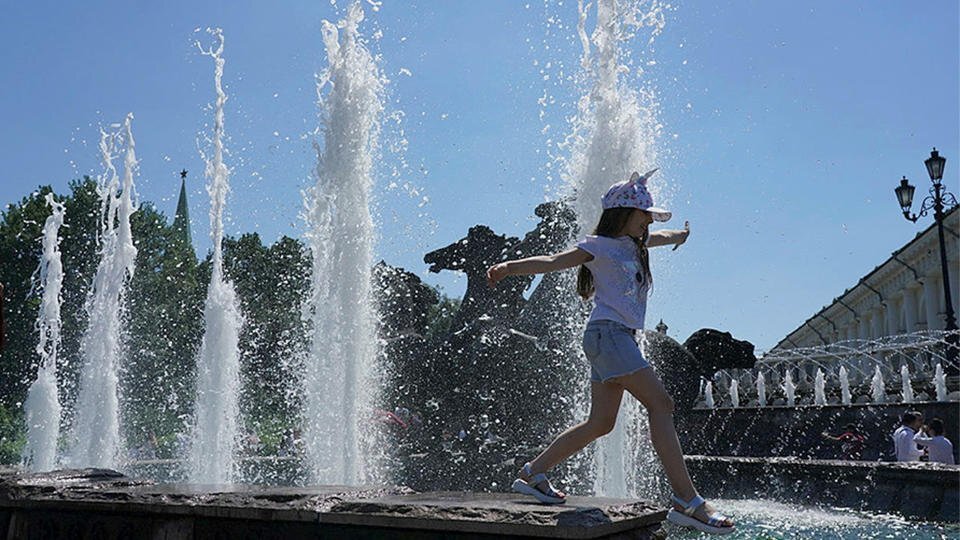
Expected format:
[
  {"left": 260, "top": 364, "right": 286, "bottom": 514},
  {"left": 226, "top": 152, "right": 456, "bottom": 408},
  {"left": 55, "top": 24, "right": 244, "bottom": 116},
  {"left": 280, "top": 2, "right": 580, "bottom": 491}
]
[
  {"left": 914, "top": 433, "right": 956, "bottom": 465},
  {"left": 576, "top": 235, "right": 650, "bottom": 329},
  {"left": 892, "top": 426, "right": 922, "bottom": 462}
]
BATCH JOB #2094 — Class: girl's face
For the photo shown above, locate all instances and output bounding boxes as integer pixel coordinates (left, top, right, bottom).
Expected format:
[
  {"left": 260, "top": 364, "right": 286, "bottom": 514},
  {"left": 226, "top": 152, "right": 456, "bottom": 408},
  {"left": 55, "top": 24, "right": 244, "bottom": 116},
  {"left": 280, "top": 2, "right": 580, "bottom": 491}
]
[{"left": 621, "top": 209, "right": 654, "bottom": 238}]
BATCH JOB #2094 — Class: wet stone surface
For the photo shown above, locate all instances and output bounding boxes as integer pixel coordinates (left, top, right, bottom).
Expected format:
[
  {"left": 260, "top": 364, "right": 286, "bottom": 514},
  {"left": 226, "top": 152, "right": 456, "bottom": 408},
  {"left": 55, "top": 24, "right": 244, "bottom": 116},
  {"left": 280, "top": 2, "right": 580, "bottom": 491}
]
[{"left": 0, "top": 469, "right": 667, "bottom": 539}]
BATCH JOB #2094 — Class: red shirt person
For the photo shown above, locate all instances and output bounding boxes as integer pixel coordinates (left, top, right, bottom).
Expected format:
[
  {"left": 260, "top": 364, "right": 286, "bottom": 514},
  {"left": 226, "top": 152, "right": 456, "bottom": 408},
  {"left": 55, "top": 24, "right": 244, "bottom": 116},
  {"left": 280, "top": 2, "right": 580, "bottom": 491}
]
[{"left": 822, "top": 423, "right": 865, "bottom": 460}]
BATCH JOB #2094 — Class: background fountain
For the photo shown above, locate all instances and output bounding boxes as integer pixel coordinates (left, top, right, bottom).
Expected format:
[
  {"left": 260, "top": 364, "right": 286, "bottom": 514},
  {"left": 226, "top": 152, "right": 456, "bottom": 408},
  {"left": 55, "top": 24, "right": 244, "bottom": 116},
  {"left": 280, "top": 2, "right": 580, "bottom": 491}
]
[
  {"left": 68, "top": 115, "right": 139, "bottom": 469},
  {"left": 814, "top": 368, "right": 826, "bottom": 406},
  {"left": 704, "top": 381, "right": 715, "bottom": 409},
  {"left": 871, "top": 366, "right": 885, "bottom": 404},
  {"left": 188, "top": 29, "right": 244, "bottom": 485},
  {"left": 935, "top": 363, "right": 947, "bottom": 401},
  {"left": 301, "top": 3, "right": 385, "bottom": 486},
  {"left": 900, "top": 364, "right": 914, "bottom": 403},
  {"left": 783, "top": 370, "right": 796, "bottom": 407},
  {"left": 756, "top": 371, "right": 766, "bottom": 407},
  {"left": 21, "top": 194, "right": 66, "bottom": 472},
  {"left": 839, "top": 366, "right": 851, "bottom": 405},
  {"left": 729, "top": 379, "right": 740, "bottom": 408}
]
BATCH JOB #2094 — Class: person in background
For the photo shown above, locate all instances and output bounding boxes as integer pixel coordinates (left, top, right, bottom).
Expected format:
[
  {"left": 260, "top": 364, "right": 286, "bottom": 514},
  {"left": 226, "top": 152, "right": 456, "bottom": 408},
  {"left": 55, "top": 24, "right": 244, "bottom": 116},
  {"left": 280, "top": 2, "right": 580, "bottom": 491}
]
[
  {"left": 279, "top": 428, "right": 296, "bottom": 457},
  {"left": 892, "top": 411, "right": 923, "bottom": 462},
  {"left": 821, "top": 423, "right": 865, "bottom": 460},
  {"left": 914, "top": 418, "right": 955, "bottom": 465},
  {"left": 245, "top": 431, "right": 262, "bottom": 456},
  {"left": 142, "top": 430, "right": 159, "bottom": 460}
]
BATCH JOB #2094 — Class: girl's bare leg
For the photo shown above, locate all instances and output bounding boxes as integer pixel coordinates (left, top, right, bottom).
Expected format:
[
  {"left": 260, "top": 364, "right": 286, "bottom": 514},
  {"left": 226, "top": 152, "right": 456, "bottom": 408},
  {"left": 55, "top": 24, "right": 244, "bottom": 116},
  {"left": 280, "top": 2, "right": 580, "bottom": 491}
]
[
  {"left": 615, "top": 368, "right": 733, "bottom": 527},
  {"left": 520, "top": 381, "right": 624, "bottom": 491}
]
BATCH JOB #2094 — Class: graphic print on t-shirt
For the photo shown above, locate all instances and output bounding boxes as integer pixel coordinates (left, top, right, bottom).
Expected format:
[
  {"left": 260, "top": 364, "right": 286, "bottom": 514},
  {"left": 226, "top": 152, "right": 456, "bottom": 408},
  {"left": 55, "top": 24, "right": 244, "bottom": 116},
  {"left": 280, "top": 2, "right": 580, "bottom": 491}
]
[{"left": 575, "top": 235, "right": 650, "bottom": 329}]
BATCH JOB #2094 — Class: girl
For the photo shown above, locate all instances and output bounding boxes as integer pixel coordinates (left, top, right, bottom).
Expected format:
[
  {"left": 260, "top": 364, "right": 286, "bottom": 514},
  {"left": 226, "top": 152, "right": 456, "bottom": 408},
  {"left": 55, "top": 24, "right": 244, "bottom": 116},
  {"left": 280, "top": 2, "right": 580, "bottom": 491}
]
[{"left": 486, "top": 169, "right": 735, "bottom": 535}]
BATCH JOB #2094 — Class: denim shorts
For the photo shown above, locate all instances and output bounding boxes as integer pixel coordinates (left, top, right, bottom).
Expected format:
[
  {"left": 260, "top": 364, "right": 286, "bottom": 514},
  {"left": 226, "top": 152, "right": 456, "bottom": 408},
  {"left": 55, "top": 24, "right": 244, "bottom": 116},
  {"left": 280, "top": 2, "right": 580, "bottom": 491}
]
[{"left": 582, "top": 319, "right": 651, "bottom": 383}]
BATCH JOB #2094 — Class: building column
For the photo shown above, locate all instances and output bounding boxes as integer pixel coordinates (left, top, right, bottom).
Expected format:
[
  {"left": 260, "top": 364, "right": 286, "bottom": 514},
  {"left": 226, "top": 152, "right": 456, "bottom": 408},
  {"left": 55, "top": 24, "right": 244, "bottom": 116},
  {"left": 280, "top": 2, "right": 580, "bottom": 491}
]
[
  {"left": 843, "top": 323, "right": 855, "bottom": 341},
  {"left": 885, "top": 297, "right": 900, "bottom": 335},
  {"left": 858, "top": 315, "right": 870, "bottom": 340},
  {"left": 902, "top": 285, "right": 919, "bottom": 333},
  {"left": 923, "top": 276, "right": 942, "bottom": 331},
  {"left": 870, "top": 308, "right": 884, "bottom": 338}
]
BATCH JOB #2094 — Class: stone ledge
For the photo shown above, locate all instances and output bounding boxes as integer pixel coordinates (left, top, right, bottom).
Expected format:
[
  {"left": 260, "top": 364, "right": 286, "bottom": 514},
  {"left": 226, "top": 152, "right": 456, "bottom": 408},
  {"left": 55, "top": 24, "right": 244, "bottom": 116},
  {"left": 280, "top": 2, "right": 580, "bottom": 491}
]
[
  {"left": 321, "top": 491, "right": 665, "bottom": 539},
  {"left": 0, "top": 469, "right": 667, "bottom": 540}
]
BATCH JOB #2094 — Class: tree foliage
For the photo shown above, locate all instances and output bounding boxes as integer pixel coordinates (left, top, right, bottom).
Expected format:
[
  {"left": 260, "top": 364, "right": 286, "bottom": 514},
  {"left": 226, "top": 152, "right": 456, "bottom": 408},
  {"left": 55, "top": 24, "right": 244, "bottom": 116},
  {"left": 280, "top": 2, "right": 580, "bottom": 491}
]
[{"left": 0, "top": 179, "right": 313, "bottom": 461}]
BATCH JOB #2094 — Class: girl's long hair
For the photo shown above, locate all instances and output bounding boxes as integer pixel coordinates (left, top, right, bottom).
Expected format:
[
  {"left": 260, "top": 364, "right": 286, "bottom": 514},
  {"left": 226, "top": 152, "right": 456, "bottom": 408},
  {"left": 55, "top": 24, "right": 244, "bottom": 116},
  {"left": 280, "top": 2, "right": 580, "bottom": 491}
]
[{"left": 576, "top": 208, "right": 651, "bottom": 300}]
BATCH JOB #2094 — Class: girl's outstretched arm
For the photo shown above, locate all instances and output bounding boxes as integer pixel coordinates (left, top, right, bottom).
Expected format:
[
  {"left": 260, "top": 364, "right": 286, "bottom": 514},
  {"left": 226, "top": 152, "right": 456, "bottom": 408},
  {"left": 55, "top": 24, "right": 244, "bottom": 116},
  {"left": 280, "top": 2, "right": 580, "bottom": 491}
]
[
  {"left": 648, "top": 220, "right": 690, "bottom": 249},
  {"left": 486, "top": 248, "right": 592, "bottom": 288}
]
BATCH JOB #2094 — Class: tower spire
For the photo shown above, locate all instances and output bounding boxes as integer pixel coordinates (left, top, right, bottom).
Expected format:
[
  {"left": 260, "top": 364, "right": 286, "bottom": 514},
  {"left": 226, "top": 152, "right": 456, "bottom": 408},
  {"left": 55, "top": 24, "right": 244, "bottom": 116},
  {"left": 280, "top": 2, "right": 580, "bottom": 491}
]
[{"left": 173, "top": 169, "right": 193, "bottom": 248}]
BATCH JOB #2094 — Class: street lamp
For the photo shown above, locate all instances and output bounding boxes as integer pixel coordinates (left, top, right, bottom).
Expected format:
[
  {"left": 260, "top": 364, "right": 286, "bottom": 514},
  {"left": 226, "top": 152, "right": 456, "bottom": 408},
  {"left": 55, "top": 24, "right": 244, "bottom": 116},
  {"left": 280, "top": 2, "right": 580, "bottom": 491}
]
[{"left": 894, "top": 148, "right": 959, "bottom": 372}]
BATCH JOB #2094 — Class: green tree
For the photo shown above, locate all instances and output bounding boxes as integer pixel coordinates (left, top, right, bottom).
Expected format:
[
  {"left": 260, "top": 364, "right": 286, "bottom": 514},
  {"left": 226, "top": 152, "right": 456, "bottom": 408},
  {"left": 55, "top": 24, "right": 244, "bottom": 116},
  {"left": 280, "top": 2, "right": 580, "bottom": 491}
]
[
  {"left": 0, "top": 179, "right": 102, "bottom": 461},
  {"left": 0, "top": 178, "right": 327, "bottom": 463},
  {"left": 0, "top": 185, "right": 56, "bottom": 410},
  {"left": 218, "top": 233, "right": 309, "bottom": 452},
  {"left": 122, "top": 201, "right": 204, "bottom": 453},
  {"left": 55, "top": 178, "right": 106, "bottom": 421}
]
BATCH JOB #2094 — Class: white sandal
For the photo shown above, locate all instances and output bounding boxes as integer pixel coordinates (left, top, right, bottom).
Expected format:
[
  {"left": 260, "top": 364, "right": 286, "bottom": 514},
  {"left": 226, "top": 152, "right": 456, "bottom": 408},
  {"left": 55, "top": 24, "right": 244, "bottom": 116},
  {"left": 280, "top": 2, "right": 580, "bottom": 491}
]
[
  {"left": 511, "top": 462, "right": 566, "bottom": 504},
  {"left": 666, "top": 493, "right": 735, "bottom": 535}
]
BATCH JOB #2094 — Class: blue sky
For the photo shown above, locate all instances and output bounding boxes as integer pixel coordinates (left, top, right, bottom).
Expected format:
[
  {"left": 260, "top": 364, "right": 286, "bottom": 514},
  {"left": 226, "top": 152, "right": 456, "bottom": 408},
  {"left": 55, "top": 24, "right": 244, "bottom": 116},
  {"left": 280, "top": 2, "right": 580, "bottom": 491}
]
[{"left": 1, "top": 1, "right": 957, "bottom": 351}]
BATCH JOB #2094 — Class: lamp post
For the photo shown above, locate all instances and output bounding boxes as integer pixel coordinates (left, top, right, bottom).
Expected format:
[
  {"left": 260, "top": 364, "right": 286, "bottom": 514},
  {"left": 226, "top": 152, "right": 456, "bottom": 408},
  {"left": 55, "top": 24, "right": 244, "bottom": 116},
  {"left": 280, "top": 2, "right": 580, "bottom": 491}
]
[{"left": 894, "top": 148, "right": 959, "bottom": 372}]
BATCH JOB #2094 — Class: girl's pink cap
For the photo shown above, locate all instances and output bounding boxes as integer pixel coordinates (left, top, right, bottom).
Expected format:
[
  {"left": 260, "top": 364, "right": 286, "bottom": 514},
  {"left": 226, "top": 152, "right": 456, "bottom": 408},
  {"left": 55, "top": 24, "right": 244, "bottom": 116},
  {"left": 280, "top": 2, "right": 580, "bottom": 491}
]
[{"left": 601, "top": 169, "right": 671, "bottom": 222}]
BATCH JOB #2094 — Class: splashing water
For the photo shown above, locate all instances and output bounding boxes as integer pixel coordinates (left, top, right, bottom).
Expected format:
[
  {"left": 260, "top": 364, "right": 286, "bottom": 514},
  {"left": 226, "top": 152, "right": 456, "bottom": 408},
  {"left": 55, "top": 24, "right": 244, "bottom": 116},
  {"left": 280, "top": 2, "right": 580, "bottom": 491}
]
[
  {"left": 814, "top": 368, "right": 826, "bottom": 406},
  {"left": 934, "top": 363, "right": 947, "bottom": 402},
  {"left": 188, "top": 28, "right": 244, "bottom": 485},
  {"left": 301, "top": 2, "right": 384, "bottom": 486},
  {"left": 557, "top": 0, "right": 668, "bottom": 498},
  {"left": 871, "top": 366, "right": 885, "bottom": 404},
  {"left": 756, "top": 372, "right": 766, "bottom": 407},
  {"left": 783, "top": 370, "right": 796, "bottom": 407},
  {"left": 69, "top": 115, "right": 139, "bottom": 469},
  {"left": 22, "top": 194, "right": 66, "bottom": 472},
  {"left": 667, "top": 498, "right": 957, "bottom": 539},
  {"left": 899, "top": 365, "right": 914, "bottom": 403},
  {"left": 839, "top": 366, "right": 851, "bottom": 405},
  {"left": 747, "top": 331, "right": 955, "bottom": 409},
  {"left": 704, "top": 381, "right": 715, "bottom": 409},
  {"left": 563, "top": 0, "right": 667, "bottom": 232}
]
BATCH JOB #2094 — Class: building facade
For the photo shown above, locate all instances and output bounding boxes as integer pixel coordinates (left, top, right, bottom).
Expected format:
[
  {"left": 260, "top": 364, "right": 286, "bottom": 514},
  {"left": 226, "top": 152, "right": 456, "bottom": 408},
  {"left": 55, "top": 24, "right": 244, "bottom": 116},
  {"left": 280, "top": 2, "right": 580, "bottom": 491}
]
[{"left": 772, "top": 206, "right": 959, "bottom": 351}]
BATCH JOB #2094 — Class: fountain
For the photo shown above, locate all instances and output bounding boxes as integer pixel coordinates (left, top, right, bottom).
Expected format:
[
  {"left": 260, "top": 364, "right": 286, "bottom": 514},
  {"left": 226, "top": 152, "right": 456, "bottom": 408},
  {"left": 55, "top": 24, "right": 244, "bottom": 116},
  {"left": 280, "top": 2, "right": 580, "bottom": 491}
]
[
  {"left": 69, "top": 115, "right": 139, "bottom": 469},
  {"left": 934, "top": 363, "right": 947, "bottom": 401},
  {"left": 900, "top": 365, "right": 914, "bottom": 403},
  {"left": 839, "top": 366, "right": 851, "bottom": 405},
  {"left": 188, "top": 29, "right": 244, "bottom": 485},
  {"left": 21, "top": 194, "right": 66, "bottom": 472},
  {"left": 6, "top": 3, "right": 960, "bottom": 538},
  {"left": 813, "top": 368, "right": 826, "bottom": 406},
  {"left": 704, "top": 381, "right": 715, "bottom": 409},
  {"left": 301, "top": 3, "right": 385, "bottom": 486},
  {"left": 756, "top": 371, "right": 766, "bottom": 407},
  {"left": 783, "top": 370, "right": 796, "bottom": 407},
  {"left": 558, "top": 0, "right": 666, "bottom": 498},
  {"left": 871, "top": 366, "right": 885, "bottom": 404}
]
